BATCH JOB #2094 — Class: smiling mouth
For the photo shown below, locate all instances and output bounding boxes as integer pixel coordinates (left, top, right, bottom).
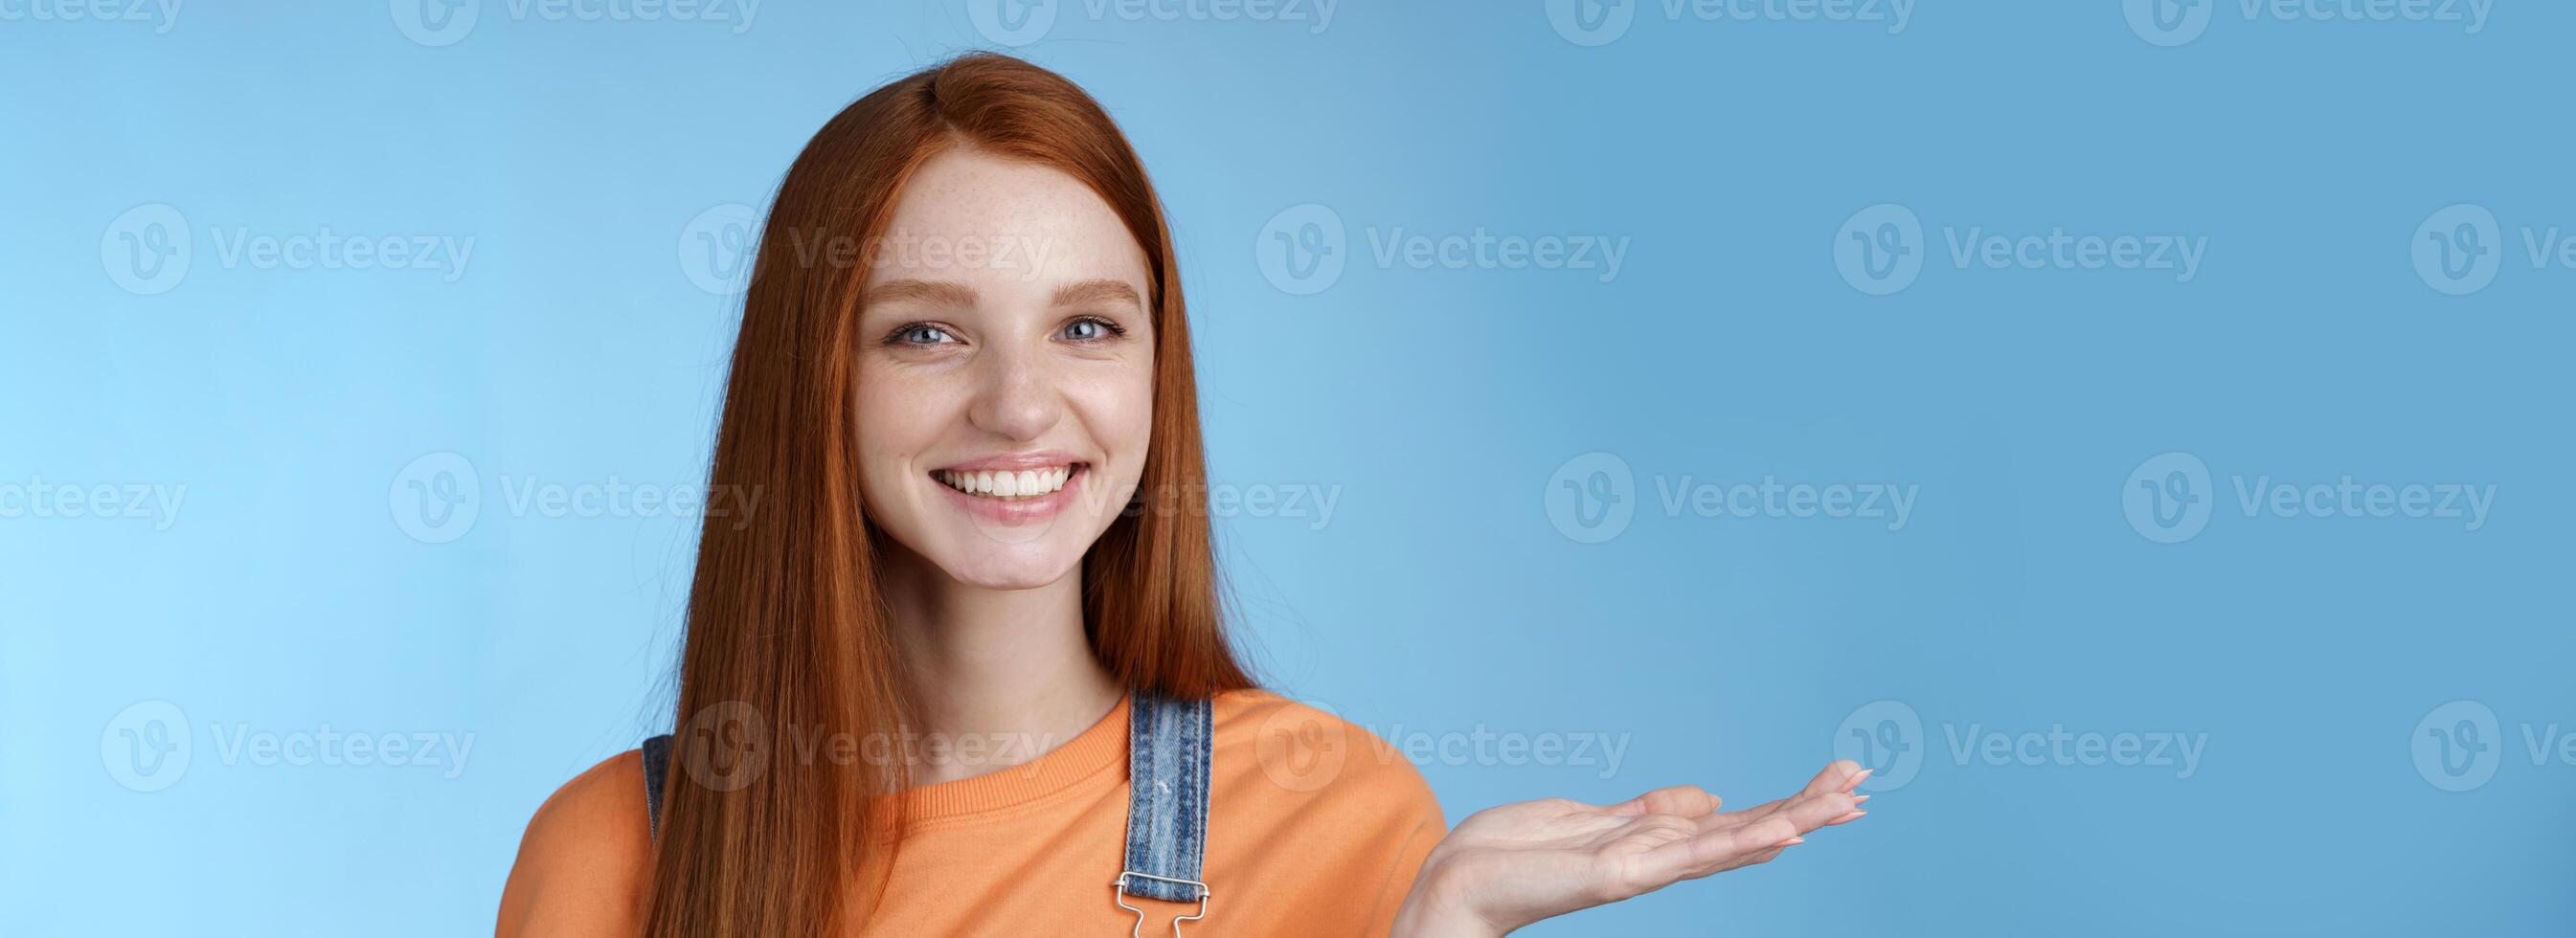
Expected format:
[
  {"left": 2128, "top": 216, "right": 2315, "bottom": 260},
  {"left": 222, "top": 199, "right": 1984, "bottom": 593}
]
[{"left": 933, "top": 463, "right": 1083, "bottom": 501}]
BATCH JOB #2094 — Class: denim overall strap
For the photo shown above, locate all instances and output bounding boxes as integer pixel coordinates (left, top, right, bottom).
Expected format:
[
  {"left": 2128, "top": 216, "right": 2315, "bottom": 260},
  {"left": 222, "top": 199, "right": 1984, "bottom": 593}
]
[
  {"left": 641, "top": 733, "right": 673, "bottom": 841},
  {"left": 1114, "top": 689, "right": 1213, "bottom": 933}
]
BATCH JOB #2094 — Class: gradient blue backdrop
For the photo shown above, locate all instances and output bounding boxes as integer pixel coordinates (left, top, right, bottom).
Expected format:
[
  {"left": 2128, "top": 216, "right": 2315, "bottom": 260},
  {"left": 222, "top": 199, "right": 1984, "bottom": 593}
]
[{"left": 6, "top": 1, "right": 2568, "bottom": 934}]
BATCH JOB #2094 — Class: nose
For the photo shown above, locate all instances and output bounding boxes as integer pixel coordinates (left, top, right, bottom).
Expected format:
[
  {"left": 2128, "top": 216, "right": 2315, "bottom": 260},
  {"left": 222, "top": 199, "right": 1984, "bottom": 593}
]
[{"left": 966, "top": 341, "right": 1062, "bottom": 442}]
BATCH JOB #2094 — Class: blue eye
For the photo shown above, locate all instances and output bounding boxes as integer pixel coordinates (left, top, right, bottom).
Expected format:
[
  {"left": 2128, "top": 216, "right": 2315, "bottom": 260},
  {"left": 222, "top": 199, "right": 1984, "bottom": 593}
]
[
  {"left": 1061, "top": 317, "right": 1126, "bottom": 342},
  {"left": 893, "top": 324, "right": 956, "bottom": 346}
]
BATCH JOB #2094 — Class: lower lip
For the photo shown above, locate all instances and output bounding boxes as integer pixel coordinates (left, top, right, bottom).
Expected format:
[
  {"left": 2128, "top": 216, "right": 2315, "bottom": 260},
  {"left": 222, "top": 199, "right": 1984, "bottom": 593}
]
[{"left": 931, "top": 467, "right": 1084, "bottom": 525}]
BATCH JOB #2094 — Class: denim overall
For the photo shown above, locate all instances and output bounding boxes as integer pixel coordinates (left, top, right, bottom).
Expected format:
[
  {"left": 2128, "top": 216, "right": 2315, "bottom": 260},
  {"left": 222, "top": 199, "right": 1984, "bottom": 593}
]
[{"left": 640, "top": 690, "right": 1213, "bottom": 936}]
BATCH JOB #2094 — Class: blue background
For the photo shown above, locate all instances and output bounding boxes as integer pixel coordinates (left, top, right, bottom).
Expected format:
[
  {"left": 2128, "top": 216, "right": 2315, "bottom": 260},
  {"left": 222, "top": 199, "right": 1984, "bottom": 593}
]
[{"left": 6, "top": 1, "right": 2568, "bottom": 934}]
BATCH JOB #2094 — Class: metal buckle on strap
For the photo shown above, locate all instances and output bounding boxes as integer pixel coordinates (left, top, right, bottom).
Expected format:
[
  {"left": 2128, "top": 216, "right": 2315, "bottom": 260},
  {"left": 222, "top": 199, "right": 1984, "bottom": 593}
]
[{"left": 1111, "top": 870, "right": 1209, "bottom": 938}]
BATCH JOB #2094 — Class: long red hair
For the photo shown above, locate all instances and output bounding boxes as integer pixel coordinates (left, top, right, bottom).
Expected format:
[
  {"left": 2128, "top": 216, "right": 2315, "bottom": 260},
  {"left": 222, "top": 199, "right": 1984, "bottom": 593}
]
[{"left": 645, "top": 53, "right": 1255, "bottom": 937}]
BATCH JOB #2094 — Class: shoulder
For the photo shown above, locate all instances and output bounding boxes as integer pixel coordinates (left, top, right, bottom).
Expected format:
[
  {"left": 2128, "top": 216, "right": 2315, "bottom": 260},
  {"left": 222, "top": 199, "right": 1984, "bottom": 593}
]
[
  {"left": 494, "top": 748, "right": 653, "bottom": 938},
  {"left": 1207, "top": 690, "right": 1449, "bottom": 929},
  {"left": 1210, "top": 688, "right": 1445, "bottom": 827}
]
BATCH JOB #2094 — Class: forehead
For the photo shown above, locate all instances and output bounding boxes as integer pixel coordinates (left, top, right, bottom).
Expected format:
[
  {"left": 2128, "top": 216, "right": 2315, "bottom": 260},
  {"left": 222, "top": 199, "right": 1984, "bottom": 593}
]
[{"left": 865, "top": 146, "right": 1149, "bottom": 297}]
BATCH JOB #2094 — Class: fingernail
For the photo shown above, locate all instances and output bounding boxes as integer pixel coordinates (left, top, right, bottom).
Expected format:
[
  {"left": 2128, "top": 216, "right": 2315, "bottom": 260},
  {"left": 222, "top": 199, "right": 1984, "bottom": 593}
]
[
  {"left": 1775, "top": 836, "right": 1806, "bottom": 847},
  {"left": 1826, "top": 811, "right": 1865, "bottom": 825},
  {"left": 1842, "top": 769, "right": 1874, "bottom": 792},
  {"left": 1853, "top": 794, "right": 1872, "bottom": 805}
]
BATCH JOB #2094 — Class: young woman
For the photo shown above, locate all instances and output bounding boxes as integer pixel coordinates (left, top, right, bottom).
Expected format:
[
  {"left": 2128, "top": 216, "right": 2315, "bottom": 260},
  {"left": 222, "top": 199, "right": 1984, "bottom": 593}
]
[{"left": 495, "top": 53, "right": 1869, "bottom": 938}]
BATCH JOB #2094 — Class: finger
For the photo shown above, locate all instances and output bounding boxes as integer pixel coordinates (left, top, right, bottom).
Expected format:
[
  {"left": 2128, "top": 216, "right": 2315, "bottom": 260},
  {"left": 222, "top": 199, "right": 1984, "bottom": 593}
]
[
  {"left": 1705, "top": 762, "right": 1874, "bottom": 831},
  {"left": 1659, "top": 815, "right": 1804, "bottom": 881},
  {"left": 1806, "top": 760, "right": 1867, "bottom": 797},
  {"left": 1770, "top": 789, "right": 1862, "bottom": 833},
  {"left": 1609, "top": 784, "right": 1722, "bottom": 817},
  {"left": 1701, "top": 796, "right": 1787, "bottom": 831},
  {"left": 1707, "top": 783, "right": 1863, "bottom": 835}
]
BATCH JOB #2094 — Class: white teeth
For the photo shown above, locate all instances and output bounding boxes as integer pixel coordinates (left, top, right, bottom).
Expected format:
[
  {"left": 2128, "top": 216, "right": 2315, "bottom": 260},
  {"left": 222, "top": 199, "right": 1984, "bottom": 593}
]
[{"left": 937, "top": 464, "right": 1075, "bottom": 500}]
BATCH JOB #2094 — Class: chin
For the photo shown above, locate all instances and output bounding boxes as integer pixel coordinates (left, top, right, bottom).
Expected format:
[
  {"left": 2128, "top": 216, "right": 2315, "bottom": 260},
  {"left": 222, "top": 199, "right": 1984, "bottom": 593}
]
[{"left": 923, "top": 537, "right": 1089, "bottom": 591}]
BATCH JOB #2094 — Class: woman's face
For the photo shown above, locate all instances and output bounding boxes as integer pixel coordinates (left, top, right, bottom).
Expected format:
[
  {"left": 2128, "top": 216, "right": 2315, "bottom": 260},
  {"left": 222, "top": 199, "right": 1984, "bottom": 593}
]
[{"left": 852, "top": 147, "right": 1156, "bottom": 591}]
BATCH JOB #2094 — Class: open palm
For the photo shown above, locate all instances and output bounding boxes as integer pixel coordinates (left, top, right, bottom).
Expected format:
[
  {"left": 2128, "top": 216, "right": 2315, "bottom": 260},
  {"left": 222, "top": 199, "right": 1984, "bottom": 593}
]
[{"left": 1392, "top": 761, "right": 1873, "bottom": 936}]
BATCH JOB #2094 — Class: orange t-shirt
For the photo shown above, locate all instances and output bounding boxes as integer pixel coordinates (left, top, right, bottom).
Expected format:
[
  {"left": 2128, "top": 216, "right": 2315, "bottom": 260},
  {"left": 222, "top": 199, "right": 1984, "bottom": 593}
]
[{"left": 854, "top": 688, "right": 1447, "bottom": 936}]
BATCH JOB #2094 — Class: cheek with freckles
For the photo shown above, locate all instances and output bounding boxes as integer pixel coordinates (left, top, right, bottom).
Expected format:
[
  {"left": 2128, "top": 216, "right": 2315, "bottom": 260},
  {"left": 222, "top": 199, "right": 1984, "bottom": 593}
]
[{"left": 1067, "top": 368, "right": 1153, "bottom": 510}]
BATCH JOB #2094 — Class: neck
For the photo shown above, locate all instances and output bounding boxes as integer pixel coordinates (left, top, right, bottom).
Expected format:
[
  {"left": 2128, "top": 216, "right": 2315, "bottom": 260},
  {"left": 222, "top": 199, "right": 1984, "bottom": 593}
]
[{"left": 878, "top": 547, "right": 1123, "bottom": 788}]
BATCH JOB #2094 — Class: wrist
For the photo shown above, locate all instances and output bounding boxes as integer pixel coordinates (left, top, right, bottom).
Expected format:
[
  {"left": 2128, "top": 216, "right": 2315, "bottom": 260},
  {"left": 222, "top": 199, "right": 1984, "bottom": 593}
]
[{"left": 1391, "top": 858, "right": 1508, "bottom": 938}]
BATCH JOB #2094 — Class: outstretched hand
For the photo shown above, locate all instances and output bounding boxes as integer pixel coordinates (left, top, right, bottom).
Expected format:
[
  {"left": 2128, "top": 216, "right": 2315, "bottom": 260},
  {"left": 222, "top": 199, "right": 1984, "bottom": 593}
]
[{"left": 1390, "top": 760, "right": 1874, "bottom": 937}]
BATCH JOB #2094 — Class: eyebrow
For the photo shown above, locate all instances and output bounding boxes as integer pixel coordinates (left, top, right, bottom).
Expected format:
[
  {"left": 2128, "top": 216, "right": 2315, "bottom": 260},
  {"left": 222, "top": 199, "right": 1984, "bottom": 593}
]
[
  {"left": 1051, "top": 279, "right": 1143, "bottom": 311},
  {"left": 863, "top": 279, "right": 979, "bottom": 308}
]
